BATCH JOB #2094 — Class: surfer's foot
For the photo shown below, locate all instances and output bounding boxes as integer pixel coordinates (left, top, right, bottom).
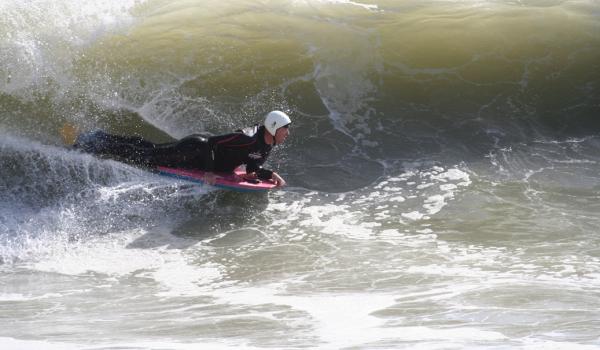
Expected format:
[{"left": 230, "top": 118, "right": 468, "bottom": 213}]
[{"left": 60, "top": 123, "right": 79, "bottom": 145}]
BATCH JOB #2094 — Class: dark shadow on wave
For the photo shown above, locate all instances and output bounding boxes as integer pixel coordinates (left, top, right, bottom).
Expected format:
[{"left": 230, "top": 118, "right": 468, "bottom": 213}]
[{"left": 125, "top": 190, "right": 271, "bottom": 250}]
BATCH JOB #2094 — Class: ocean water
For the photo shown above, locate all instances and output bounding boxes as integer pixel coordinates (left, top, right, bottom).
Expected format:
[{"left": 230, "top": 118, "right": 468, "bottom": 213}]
[{"left": 1, "top": 0, "right": 600, "bottom": 348}]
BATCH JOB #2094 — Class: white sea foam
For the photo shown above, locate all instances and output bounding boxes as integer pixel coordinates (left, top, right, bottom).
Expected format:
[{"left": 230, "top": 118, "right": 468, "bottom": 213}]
[
  {"left": 148, "top": 259, "right": 223, "bottom": 297},
  {"left": 26, "top": 225, "right": 225, "bottom": 297},
  {"left": 0, "top": 337, "right": 80, "bottom": 350},
  {"left": 266, "top": 165, "right": 472, "bottom": 238},
  {"left": 0, "top": 293, "right": 60, "bottom": 302},
  {"left": 0, "top": 0, "right": 144, "bottom": 94},
  {"left": 0, "top": 337, "right": 266, "bottom": 350},
  {"left": 29, "top": 230, "right": 159, "bottom": 276},
  {"left": 402, "top": 211, "right": 426, "bottom": 221},
  {"left": 319, "top": 0, "right": 380, "bottom": 12},
  {"left": 211, "top": 283, "right": 508, "bottom": 347}
]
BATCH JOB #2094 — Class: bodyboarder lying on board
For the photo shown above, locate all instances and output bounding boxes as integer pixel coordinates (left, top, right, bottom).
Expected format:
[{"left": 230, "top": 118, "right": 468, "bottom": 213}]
[{"left": 61, "top": 111, "right": 291, "bottom": 187}]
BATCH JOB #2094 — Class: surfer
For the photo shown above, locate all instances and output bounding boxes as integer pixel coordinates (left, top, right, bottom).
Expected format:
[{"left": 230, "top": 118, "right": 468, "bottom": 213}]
[{"left": 63, "top": 111, "right": 291, "bottom": 187}]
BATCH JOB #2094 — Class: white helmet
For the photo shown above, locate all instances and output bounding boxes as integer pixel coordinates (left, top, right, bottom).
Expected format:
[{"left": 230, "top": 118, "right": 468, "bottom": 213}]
[{"left": 264, "top": 111, "right": 291, "bottom": 135}]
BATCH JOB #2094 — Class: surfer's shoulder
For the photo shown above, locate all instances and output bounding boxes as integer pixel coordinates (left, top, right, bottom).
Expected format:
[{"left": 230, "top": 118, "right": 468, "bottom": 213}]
[{"left": 237, "top": 124, "right": 260, "bottom": 137}]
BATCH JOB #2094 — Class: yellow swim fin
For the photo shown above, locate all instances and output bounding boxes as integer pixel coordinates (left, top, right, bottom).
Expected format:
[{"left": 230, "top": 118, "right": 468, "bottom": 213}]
[{"left": 59, "top": 123, "right": 79, "bottom": 146}]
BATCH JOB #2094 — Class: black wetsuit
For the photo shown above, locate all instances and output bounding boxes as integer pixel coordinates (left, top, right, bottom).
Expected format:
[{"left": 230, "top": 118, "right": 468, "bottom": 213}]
[{"left": 74, "top": 125, "right": 274, "bottom": 180}]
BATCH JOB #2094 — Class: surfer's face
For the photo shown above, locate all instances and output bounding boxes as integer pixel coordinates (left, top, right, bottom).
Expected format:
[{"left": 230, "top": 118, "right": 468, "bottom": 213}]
[{"left": 274, "top": 125, "right": 290, "bottom": 144}]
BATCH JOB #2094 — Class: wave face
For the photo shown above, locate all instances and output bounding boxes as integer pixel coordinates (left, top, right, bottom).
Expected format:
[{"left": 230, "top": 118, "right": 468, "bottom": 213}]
[{"left": 1, "top": 1, "right": 600, "bottom": 349}]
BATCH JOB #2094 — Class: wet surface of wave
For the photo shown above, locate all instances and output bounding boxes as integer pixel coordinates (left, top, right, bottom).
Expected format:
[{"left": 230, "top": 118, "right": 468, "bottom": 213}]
[{"left": 1, "top": 0, "right": 600, "bottom": 348}]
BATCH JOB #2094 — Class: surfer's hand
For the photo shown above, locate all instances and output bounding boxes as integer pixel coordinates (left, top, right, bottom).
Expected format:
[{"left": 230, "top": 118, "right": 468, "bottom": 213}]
[{"left": 272, "top": 172, "right": 286, "bottom": 187}]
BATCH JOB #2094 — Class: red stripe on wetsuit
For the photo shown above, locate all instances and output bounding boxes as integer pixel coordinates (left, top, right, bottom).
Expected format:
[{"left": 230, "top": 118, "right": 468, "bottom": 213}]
[{"left": 216, "top": 134, "right": 256, "bottom": 148}]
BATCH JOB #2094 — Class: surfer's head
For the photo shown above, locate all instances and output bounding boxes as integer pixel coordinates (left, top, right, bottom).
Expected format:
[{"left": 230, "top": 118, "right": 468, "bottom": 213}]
[{"left": 264, "top": 111, "right": 291, "bottom": 144}]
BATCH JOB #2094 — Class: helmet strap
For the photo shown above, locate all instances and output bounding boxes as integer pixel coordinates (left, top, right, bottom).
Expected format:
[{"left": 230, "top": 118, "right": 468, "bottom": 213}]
[{"left": 264, "top": 128, "right": 276, "bottom": 146}]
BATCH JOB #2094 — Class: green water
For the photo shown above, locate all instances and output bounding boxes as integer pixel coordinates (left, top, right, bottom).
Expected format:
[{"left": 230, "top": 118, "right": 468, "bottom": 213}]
[{"left": 1, "top": 0, "right": 600, "bottom": 348}]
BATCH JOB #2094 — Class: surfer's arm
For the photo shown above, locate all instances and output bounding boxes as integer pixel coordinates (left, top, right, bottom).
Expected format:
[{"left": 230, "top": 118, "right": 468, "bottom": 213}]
[
  {"left": 245, "top": 156, "right": 273, "bottom": 180},
  {"left": 205, "top": 132, "right": 246, "bottom": 172},
  {"left": 245, "top": 165, "right": 284, "bottom": 186},
  {"left": 271, "top": 172, "right": 286, "bottom": 187}
]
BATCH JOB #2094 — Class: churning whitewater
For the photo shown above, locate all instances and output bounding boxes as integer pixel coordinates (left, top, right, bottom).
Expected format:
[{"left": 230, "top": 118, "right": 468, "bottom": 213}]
[{"left": 1, "top": 0, "right": 600, "bottom": 349}]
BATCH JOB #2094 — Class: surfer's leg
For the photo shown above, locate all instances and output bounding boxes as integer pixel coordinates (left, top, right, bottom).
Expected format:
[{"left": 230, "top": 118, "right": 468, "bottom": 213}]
[
  {"left": 147, "top": 135, "right": 210, "bottom": 168},
  {"left": 74, "top": 131, "right": 157, "bottom": 165},
  {"left": 73, "top": 130, "right": 107, "bottom": 153},
  {"left": 75, "top": 132, "right": 211, "bottom": 169}
]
